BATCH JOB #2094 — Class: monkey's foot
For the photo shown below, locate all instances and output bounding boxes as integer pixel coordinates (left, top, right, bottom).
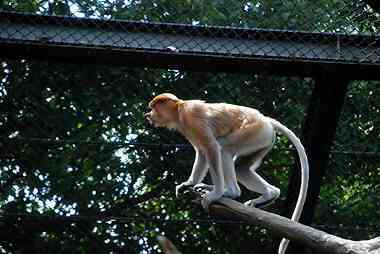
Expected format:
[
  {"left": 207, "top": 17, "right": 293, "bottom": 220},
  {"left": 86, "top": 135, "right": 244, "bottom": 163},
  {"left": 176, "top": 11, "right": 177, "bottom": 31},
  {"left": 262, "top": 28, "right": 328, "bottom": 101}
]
[
  {"left": 193, "top": 183, "right": 214, "bottom": 193},
  {"left": 201, "top": 190, "right": 224, "bottom": 211},
  {"left": 245, "top": 188, "right": 280, "bottom": 209},
  {"left": 175, "top": 181, "right": 195, "bottom": 197}
]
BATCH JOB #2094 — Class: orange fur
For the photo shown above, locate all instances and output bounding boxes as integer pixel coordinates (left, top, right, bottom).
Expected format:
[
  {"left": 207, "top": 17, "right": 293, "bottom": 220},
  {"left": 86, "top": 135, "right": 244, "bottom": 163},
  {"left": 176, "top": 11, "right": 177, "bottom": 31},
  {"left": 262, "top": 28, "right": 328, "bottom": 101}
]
[
  {"left": 145, "top": 93, "right": 309, "bottom": 254},
  {"left": 148, "top": 93, "right": 181, "bottom": 108},
  {"left": 147, "top": 94, "right": 266, "bottom": 145}
]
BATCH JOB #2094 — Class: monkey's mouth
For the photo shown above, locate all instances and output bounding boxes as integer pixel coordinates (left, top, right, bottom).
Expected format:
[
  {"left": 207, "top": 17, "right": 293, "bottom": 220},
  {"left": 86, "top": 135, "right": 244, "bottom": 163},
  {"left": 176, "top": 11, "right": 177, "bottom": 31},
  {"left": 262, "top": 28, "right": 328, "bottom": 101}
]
[
  {"left": 153, "top": 120, "right": 167, "bottom": 128},
  {"left": 145, "top": 116, "right": 153, "bottom": 125},
  {"left": 144, "top": 113, "right": 154, "bottom": 124},
  {"left": 151, "top": 119, "right": 170, "bottom": 128},
  {"left": 145, "top": 112, "right": 173, "bottom": 128},
  {"left": 145, "top": 114, "right": 163, "bottom": 127}
]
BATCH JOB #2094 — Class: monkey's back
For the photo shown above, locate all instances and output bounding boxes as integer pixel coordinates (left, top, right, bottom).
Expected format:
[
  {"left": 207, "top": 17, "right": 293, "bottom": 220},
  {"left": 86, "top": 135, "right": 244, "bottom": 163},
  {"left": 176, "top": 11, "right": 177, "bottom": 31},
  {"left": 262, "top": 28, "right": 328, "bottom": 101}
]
[{"left": 183, "top": 100, "right": 264, "bottom": 138}]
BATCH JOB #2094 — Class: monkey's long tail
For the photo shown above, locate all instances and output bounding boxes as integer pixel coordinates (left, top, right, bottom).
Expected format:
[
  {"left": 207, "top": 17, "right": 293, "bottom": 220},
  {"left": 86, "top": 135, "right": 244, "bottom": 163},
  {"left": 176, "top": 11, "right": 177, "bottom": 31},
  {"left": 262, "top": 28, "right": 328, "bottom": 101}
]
[{"left": 269, "top": 118, "right": 309, "bottom": 254}]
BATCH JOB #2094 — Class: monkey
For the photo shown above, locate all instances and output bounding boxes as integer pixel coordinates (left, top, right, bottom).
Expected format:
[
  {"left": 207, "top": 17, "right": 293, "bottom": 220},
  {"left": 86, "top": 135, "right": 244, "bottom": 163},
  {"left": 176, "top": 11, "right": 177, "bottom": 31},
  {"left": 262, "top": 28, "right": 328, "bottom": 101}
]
[{"left": 145, "top": 93, "right": 309, "bottom": 254}]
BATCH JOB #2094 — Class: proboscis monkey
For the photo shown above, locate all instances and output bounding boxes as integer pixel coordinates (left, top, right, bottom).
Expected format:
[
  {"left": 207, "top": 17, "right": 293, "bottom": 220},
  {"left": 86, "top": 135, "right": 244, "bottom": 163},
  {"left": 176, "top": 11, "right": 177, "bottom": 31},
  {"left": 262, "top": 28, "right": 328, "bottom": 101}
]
[{"left": 145, "top": 93, "right": 309, "bottom": 254}]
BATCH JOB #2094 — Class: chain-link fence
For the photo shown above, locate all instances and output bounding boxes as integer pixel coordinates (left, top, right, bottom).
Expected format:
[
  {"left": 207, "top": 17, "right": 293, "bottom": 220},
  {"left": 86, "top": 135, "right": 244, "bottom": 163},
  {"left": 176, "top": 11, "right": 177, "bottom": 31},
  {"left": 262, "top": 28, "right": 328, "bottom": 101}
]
[
  {"left": 1, "top": 0, "right": 379, "bottom": 32},
  {"left": 318, "top": 80, "right": 380, "bottom": 240},
  {"left": 0, "top": 1, "right": 379, "bottom": 68},
  {"left": 1, "top": 1, "right": 380, "bottom": 254}
]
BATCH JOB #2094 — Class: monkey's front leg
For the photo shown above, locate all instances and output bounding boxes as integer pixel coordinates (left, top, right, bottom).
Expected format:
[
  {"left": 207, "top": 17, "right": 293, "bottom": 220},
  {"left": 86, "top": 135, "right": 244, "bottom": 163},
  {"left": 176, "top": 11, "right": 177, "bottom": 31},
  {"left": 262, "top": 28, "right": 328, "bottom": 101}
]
[
  {"left": 175, "top": 149, "right": 208, "bottom": 197},
  {"left": 201, "top": 144, "right": 225, "bottom": 210}
]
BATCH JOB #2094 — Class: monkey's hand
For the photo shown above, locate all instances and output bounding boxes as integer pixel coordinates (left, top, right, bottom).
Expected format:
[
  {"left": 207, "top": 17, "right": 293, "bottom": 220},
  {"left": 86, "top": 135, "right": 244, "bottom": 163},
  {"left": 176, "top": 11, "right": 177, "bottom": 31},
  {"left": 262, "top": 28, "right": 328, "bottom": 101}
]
[
  {"left": 175, "top": 181, "right": 194, "bottom": 198},
  {"left": 201, "top": 190, "right": 224, "bottom": 211},
  {"left": 193, "top": 183, "right": 214, "bottom": 193}
]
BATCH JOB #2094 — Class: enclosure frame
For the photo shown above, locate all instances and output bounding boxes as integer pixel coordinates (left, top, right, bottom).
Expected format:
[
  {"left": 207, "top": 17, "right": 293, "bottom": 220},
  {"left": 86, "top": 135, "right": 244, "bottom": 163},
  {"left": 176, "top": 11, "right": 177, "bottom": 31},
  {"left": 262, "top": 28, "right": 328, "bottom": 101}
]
[{"left": 0, "top": 11, "right": 380, "bottom": 79}]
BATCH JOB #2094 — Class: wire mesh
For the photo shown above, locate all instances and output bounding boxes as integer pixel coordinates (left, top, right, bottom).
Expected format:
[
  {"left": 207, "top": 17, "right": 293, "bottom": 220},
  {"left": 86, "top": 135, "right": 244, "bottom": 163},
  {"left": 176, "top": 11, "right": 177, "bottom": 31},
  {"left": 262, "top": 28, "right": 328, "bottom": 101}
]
[
  {"left": 0, "top": 1, "right": 380, "bottom": 254},
  {"left": 317, "top": 80, "right": 380, "bottom": 240},
  {"left": 0, "top": 0, "right": 379, "bottom": 66},
  {"left": 0, "top": 59, "right": 309, "bottom": 253},
  {"left": 1, "top": 58, "right": 379, "bottom": 253}
]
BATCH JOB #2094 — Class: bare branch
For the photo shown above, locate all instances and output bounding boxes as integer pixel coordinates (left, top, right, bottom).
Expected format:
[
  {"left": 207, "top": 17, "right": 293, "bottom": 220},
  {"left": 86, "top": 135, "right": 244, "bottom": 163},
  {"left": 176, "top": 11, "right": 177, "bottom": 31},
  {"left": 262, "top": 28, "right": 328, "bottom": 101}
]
[
  {"left": 157, "top": 236, "right": 181, "bottom": 254},
  {"left": 184, "top": 189, "right": 380, "bottom": 254}
]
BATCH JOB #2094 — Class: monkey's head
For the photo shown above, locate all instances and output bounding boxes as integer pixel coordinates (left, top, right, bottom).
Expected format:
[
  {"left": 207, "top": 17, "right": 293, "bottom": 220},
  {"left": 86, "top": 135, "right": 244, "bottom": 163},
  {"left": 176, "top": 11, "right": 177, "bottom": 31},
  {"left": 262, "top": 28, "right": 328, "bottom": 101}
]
[{"left": 145, "top": 93, "right": 183, "bottom": 129}]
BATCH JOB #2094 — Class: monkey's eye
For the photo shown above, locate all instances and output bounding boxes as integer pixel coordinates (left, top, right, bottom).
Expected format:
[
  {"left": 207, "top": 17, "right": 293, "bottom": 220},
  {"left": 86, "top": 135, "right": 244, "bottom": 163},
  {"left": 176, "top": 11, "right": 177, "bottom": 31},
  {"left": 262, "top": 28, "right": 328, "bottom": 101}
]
[{"left": 154, "top": 101, "right": 166, "bottom": 109}]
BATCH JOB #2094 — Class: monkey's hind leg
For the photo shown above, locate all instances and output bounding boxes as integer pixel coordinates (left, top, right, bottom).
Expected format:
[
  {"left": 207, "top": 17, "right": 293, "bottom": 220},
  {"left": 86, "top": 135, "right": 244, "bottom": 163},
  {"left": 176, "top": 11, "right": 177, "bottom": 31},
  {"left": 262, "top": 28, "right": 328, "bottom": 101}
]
[{"left": 235, "top": 148, "right": 280, "bottom": 208}]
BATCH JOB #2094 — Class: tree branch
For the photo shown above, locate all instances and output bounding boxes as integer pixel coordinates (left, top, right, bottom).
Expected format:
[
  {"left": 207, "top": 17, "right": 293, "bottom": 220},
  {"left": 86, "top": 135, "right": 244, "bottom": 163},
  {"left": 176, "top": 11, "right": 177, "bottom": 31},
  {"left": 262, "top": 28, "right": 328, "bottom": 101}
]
[
  {"left": 157, "top": 236, "right": 181, "bottom": 254},
  {"left": 206, "top": 197, "right": 380, "bottom": 254},
  {"left": 181, "top": 189, "right": 379, "bottom": 254}
]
